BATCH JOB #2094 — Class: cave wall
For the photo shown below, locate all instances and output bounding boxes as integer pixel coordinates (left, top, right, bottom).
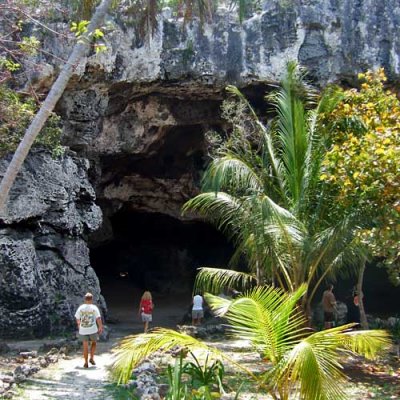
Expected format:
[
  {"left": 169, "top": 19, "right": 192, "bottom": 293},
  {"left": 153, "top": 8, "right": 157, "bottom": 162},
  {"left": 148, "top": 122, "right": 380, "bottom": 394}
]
[
  {"left": 0, "top": 152, "right": 104, "bottom": 338},
  {"left": 1, "top": 0, "right": 400, "bottom": 337},
  {"left": 52, "top": 0, "right": 400, "bottom": 232}
]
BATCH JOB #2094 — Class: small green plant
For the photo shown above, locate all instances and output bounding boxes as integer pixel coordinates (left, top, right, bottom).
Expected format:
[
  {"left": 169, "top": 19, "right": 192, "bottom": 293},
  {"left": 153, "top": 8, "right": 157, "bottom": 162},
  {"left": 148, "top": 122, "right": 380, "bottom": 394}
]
[
  {"left": 184, "top": 351, "right": 225, "bottom": 391},
  {"left": 166, "top": 352, "right": 190, "bottom": 400},
  {"left": 165, "top": 350, "right": 227, "bottom": 400}
]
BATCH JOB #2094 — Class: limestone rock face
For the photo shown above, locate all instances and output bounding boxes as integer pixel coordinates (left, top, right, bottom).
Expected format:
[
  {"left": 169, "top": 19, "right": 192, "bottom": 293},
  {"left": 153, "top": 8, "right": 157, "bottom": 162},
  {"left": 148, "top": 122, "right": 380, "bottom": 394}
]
[
  {"left": 0, "top": 151, "right": 104, "bottom": 338},
  {"left": 51, "top": 0, "right": 400, "bottom": 223},
  {"left": 61, "top": 0, "right": 400, "bottom": 87}
]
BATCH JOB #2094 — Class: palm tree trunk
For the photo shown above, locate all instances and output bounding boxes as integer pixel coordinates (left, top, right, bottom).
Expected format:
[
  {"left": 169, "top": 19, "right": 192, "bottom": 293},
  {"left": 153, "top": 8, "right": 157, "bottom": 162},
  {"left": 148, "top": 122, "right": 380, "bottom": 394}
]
[
  {"left": 0, "top": 0, "right": 113, "bottom": 212},
  {"left": 256, "top": 261, "right": 264, "bottom": 285},
  {"left": 357, "top": 259, "right": 369, "bottom": 329}
]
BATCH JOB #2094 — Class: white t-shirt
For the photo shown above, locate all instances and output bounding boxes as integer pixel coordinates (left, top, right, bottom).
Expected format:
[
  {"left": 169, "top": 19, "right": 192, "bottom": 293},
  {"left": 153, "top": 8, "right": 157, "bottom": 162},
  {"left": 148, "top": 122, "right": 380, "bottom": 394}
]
[
  {"left": 75, "top": 304, "right": 101, "bottom": 335},
  {"left": 192, "top": 295, "right": 203, "bottom": 311}
]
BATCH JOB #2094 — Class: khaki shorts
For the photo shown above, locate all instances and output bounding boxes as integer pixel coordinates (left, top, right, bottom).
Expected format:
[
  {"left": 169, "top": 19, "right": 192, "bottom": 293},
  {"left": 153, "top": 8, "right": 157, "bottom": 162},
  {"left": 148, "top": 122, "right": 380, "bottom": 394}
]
[
  {"left": 79, "top": 333, "right": 99, "bottom": 342},
  {"left": 192, "top": 310, "right": 204, "bottom": 319},
  {"left": 141, "top": 312, "right": 152, "bottom": 322}
]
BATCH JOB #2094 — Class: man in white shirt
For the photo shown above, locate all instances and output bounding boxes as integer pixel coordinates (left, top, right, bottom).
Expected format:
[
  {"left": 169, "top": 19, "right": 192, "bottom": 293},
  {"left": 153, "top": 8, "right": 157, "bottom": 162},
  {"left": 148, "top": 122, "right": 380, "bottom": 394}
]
[
  {"left": 75, "top": 292, "right": 103, "bottom": 368},
  {"left": 192, "top": 294, "right": 204, "bottom": 326}
]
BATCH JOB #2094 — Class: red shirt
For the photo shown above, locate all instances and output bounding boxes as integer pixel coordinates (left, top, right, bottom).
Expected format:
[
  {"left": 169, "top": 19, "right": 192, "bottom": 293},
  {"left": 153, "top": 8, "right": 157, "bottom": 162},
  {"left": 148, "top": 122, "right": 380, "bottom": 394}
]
[{"left": 141, "top": 299, "right": 153, "bottom": 314}]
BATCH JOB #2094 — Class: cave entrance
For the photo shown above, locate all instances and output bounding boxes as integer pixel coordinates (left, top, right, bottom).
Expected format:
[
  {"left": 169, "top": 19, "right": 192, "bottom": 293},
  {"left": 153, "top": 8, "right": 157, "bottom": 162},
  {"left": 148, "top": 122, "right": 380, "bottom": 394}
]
[{"left": 90, "top": 208, "right": 233, "bottom": 330}]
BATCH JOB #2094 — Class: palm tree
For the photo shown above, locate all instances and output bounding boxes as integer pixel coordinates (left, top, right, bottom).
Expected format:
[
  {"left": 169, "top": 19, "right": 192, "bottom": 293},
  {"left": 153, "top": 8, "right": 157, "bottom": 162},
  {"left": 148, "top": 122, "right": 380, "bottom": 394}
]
[
  {"left": 0, "top": 0, "right": 114, "bottom": 212},
  {"left": 183, "top": 62, "right": 365, "bottom": 312},
  {"left": 112, "top": 285, "right": 390, "bottom": 399}
]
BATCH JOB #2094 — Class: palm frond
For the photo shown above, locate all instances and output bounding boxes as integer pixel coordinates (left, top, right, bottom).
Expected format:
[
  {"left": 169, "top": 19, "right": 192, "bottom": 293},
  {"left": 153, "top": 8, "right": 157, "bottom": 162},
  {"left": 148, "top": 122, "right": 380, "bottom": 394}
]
[
  {"left": 112, "top": 327, "right": 255, "bottom": 384},
  {"left": 183, "top": 192, "right": 243, "bottom": 239},
  {"left": 202, "top": 154, "right": 263, "bottom": 194},
  {"left": 278, "top": 324, "right": 390, "bottom": 400},
  {"left": 194, "top": 267, "right": 256, "bottom": 295},
  {"left": 225, "top": 85, "right": 260, "bottom": 121},
  {"left": 341, "top": 328, "right": 391, "bottom": 358},
  {"left": 276, "top": 88, "right": 308, "bottom": 206},
  {"left": 112, "top": 328, "right": 209, "bottom": 383},
  {"left": 112, "top": 288, "right": 391, "bottom": 400},
  {"left": 206, "top": 285, "right": 309, "bottom": 363}
]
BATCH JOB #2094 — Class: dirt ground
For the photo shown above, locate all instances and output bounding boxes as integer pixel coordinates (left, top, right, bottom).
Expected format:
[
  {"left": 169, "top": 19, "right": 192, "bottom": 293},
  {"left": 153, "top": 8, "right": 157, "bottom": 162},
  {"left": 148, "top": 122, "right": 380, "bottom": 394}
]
[{"left": 1, "top": 286, "right": 399, "bottom": 399}]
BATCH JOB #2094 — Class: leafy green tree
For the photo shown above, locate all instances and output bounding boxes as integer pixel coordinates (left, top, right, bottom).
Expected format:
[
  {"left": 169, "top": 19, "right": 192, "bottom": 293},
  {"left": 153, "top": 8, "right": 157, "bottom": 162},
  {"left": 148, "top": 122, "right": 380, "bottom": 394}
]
[
  {"left": 184, "top": 62, "right": 363, "bottom": 313},
  {"left": 112, "top": 285, "right": 390, "bottom": 400},
  {"left": 320, "top": 68, "right": 399, "bottom": 272},
  {"left": 319, "top": 69, "right": 400, "bottom": 327}
]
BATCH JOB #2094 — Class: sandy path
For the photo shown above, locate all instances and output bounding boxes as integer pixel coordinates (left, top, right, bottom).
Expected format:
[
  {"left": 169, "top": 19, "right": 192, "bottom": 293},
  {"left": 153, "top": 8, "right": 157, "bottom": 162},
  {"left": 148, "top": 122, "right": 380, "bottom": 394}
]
[
  {"left": 19, "top": 343, "right": 115, "bottom": 400},
  {"left": 14, "top": 292, "right": 191, "bottom": 400}
]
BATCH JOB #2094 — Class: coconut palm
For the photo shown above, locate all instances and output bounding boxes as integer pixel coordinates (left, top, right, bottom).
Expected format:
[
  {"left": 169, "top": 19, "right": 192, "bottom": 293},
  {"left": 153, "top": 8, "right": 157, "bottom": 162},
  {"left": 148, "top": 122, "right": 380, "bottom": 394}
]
[
  {"left": 112, "top": 285, "right": 390, "bottom": 399},
  {"left": 183, "top": 62, "right": 365, "bottom": 311}
]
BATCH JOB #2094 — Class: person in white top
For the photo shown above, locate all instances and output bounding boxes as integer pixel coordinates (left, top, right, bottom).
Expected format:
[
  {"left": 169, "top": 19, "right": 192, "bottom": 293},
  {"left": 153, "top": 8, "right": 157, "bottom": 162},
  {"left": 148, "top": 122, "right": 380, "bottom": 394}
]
[
  {"left": 75, "top": 292, "right": 103, "bottom": 368},
  {"left": 192, "top": 294, "right": 204, "bottom": 326}
]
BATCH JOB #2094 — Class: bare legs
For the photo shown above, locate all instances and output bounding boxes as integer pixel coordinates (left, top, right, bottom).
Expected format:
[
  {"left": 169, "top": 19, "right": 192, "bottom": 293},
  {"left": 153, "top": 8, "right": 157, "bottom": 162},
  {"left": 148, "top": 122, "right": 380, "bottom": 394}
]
[
  {"left": 144, "top": 321, "right": 149, "bottom": 333},
  {"left": 83, "top": 341, "right": 89, "bottom": 367},
  {"left": 192, "top": 317, "right": 202, "bottom": 326},
  {"left": 82, "top": 340, "right": 97, "bottom": 367},
  {"left": 90, "top": 341, "right": 96, "bottom": 364}
]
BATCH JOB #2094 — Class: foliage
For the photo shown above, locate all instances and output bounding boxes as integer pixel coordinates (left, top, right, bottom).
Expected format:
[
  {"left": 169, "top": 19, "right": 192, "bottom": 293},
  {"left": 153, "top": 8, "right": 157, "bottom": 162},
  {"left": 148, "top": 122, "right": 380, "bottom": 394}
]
[
  {"left": 184, "top": 62, "right": 365, "bottom": 310},
  {"left": 184, "top": 351, "right": 225, "bottom": 390},
  {"left": 0, "top": 85, "right": 62, "bottom": 156},
  {"left": 112, "top": 285, "right": 391, "bottom": 400},
  {"left": 166, "top": 352, "right": 190, "bottom": 400},
  {"left": 319, "top": 69, "right": 400, "bottom": 282},
  {"left": 164, "top": 350, "right": 225, "bottom": 400}
]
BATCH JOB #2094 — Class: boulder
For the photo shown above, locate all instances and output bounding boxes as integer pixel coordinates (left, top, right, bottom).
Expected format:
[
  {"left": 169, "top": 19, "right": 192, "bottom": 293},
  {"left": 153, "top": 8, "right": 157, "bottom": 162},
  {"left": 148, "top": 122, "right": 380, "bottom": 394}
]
[{"left": 0, "top": 151, "right": 104, "bottom": 338}]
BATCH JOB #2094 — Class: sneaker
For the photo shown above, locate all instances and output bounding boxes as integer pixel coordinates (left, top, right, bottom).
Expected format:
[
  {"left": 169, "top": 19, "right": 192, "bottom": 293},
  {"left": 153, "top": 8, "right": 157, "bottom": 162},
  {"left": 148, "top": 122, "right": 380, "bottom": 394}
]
[
  {"left": 83, "top": 363, "right": 89, "bottom": 368},
  {"left": 89, "top": 359, "right": 96, "bottom": 365}
]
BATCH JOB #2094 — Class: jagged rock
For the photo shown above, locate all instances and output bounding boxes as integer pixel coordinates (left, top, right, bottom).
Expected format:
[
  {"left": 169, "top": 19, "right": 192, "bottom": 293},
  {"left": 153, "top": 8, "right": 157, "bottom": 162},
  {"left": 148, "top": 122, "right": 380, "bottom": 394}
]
[
  {"left": 131, "top": 360, "right": 161, "bottom": 399},
  {"left": 13, "top": 364, "right": 40, "bottom": 383},
  {"left": 99, "top": 325, "right": 111, "bottom": 342},
  {"left": 38, "top": 339, "right": 79, "bottom": 354},
  {"left": 20, "top": 351, "right": 38, "bottom": 359},
  {"left": 0, "top": 151, "right": 104, "bottom": 339},
  {"left": 0, "top": 374, "right": 14, "bottom": 384}
]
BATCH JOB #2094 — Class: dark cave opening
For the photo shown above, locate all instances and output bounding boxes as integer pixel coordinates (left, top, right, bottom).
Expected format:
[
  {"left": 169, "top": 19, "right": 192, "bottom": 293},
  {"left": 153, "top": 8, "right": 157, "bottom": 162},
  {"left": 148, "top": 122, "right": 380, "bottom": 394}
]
[{"left": 90, "top": 208, "right": 234, "bottom": 325}]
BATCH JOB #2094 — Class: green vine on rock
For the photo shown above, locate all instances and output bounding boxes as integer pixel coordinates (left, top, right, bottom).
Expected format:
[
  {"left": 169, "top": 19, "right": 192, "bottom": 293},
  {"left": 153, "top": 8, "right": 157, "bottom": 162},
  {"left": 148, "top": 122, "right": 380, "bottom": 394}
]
[{"left": 0, "top": 85, "right": 63, "bottom": 157}]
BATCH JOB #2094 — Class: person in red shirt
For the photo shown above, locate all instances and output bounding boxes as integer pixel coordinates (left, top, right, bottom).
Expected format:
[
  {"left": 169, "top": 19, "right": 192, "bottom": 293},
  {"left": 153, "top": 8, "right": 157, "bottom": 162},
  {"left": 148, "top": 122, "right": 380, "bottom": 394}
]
[{"left": 138, "top": 291, "right": 154, "bottom": 333}]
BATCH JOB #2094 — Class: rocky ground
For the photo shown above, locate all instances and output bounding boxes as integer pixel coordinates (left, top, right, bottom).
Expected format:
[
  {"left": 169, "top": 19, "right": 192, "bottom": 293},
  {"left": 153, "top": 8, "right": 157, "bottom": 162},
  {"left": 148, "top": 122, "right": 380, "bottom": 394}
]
[
  {"left": 0, "top": 291, "right": 191, "bottom": 400},
  {"left": 1, "top": 295, "right": 399, "bottom": 400}
]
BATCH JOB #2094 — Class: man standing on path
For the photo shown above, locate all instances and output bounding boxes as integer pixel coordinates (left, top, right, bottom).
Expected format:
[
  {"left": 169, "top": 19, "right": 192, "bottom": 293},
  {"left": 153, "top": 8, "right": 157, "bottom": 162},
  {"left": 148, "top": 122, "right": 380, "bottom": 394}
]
[
  {"left": 192, "top": 293, "right": 204, "bottom": 326},
  {"left": 75, "top": 292, "right": 103, "bottom": 368},
  {"left": 322, "top": 284, "right": 337, "bottom": 329}
]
